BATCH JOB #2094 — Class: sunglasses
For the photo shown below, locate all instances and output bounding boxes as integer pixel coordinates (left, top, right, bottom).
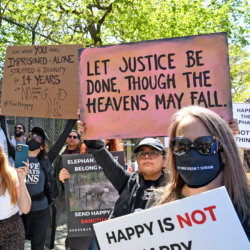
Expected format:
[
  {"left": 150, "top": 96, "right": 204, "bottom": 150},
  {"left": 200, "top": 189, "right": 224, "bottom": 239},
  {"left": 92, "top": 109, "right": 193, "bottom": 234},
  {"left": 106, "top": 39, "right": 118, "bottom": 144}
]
[
  {"left": 29, "top": 134, "right": 42, "bottom": 143},
  {"left": 171, "top": 136, "right": 220, "bottom": 156},
  {"left": 68, "top": 135, "right": 78, "bottom": 139},
  {"left": 136, "top": 150, "right": 162, "bottom": 160},
  {"left": 15, "top": 126, "right": 23, "bottom": 130}
]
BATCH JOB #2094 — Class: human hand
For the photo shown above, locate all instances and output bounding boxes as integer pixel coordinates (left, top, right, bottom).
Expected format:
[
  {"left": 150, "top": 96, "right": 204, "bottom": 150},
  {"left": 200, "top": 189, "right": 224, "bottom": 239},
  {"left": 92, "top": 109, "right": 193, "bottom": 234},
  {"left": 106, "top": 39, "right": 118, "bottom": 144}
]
[
  {"left": 77, "top": 120, "right": 87, "bottom": 141},
  {"left": 84, "top": 139, "right": 105, "bottom": 150},
  {"left": 15, "top": 160, "right": 29, "bottom": 181},
  {"left": 59, "top": 168, "right": 71, "bottom": 183},
  {"left": 229, "top": 118, "right": 239, "bottom": 136}
]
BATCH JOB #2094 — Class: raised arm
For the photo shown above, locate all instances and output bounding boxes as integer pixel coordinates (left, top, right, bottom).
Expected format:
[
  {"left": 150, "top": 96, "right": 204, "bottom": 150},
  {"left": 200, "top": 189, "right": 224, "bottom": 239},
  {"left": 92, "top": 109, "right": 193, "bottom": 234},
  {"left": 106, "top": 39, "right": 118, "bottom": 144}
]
[
  {"left": 47, "top": 119, "right": 76, "bottom": 163},
  {"left": 0, "top": 115, "right": 15, "bottom": 159},
  {"left": 84, "top": 140, "right": 131, "bottom": 193}
]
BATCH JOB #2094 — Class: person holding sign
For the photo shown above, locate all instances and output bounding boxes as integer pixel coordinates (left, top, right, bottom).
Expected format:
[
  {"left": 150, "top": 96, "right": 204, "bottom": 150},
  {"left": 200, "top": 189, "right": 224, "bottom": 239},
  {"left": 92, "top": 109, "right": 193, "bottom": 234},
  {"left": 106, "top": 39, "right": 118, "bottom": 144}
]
[
  {"left": 153, "top": 106, "right": 249, "bottom": 239},
  {"left": 0, "top": 146, "right": 31, "bottom": 249},
  {"left": 55, "top": 129, "right": 90, "bottom": 250},
  {"left": 59, "top": 137, "right": 123, "bottom": 250},
  {"left": 82, "top": 136, "right": 167, "bottom": 218},
  {"left": 20, "top": 128, "right": 56, "bottom": 250}
]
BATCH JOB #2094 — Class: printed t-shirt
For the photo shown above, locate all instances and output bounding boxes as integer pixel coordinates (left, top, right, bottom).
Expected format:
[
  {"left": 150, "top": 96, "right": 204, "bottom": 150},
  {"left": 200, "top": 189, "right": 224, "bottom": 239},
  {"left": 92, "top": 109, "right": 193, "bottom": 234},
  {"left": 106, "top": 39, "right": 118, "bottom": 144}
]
[{"left": 26, "top": 157, "right": 48, "bottom": 211}]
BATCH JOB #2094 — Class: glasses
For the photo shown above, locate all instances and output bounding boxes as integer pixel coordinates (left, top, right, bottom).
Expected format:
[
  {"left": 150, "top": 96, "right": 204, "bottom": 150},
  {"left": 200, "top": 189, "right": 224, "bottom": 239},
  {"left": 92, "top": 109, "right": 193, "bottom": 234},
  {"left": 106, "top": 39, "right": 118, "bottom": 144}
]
[
  {"left": 68, "top": 135, "right": 77, "bottom": 139},
  {"left": 15, "top": 126, "right": 23, "bottom": 130},
  {"left": 28, "top": 134, "right": 42, "bottom": 143},
  {"left": 136, "top": 150, "right": 162, "bottom": 160},
  {"left": 171, "top": 136, "right": 219, "bottom": 156}
]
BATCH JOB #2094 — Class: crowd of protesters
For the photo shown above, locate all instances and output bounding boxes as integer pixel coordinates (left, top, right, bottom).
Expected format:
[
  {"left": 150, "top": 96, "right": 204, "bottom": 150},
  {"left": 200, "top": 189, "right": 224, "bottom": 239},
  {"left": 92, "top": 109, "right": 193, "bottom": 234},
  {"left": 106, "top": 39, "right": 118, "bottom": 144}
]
[{"left": 0, "top": 105, "right": 249, "bottom": 250}]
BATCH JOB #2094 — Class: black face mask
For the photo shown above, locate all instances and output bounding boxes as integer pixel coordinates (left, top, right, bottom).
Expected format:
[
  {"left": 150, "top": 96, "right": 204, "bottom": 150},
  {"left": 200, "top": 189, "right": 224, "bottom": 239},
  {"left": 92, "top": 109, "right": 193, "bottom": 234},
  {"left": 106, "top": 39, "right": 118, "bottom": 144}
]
[
  {"left": 174, "top": 149, "right": 223, "bottom": 188},
  {"left": 27, "top": 139, "right": 41, "bottom": 151}
]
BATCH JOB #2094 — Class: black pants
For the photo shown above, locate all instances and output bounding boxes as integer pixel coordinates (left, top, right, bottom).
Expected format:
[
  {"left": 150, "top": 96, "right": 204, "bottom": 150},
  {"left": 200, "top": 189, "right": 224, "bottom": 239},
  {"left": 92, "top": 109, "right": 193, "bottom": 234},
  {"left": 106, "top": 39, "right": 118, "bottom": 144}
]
[
  {"left": 68, "top": 236, "right": 92, "bottom": 250},
  {"left": 22, "top": 207, "right": 50, "bottom": 250}
]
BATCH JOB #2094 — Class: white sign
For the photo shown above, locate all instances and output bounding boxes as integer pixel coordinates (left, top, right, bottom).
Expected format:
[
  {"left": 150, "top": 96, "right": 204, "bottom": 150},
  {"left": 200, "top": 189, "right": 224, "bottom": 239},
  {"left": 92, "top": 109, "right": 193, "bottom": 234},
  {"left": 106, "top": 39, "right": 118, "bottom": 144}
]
[
  {"left": 233, "top": 103, "right": 250, "bottom": 148},
  {"left": 94, "top": 187, "right": 249, "bottom": 250},
  {"left": 164, "top": 137, "right": 169, "bottom": 148}
]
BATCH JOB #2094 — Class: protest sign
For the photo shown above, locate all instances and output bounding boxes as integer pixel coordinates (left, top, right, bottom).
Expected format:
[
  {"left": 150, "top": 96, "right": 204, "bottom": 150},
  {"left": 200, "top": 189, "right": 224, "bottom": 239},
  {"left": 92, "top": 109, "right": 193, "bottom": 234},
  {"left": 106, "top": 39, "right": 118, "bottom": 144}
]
[
  {"left": 94, "top": 187, "right": 249, "bottom": 250},
  {"left": 233, "top": 103, "right": 250, "bottom": 148},
  {"left": 79, "top": 32, "right": 232, "bottom": 139},
  {"left": 1, "top": 44, "right": 82, "bottom": 119},
  {"left": 62, "top": 151, "right": 125, "bottom": 237}
]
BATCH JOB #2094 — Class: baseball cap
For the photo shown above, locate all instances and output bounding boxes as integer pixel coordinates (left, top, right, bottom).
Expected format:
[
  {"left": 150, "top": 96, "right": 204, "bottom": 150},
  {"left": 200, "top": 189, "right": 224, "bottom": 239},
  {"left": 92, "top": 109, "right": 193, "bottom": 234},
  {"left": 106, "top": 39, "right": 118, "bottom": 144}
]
[
  {"left": 134, "top": 138, "right": 166, "bottom": 153},
  {"left": 31, "top": 127, "right": 48, "bottom": 140}
]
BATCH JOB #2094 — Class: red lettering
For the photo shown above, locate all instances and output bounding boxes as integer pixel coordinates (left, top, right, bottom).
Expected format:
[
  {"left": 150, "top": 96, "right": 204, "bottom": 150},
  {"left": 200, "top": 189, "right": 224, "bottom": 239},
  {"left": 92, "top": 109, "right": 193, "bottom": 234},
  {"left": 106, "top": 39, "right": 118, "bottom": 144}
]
[
  {"left": 177, "top": 213, "right": 192, "bottom": 228},
  {"left": 177, "top": 205, "right": 217, "bottom": 229},
  {"left": 81, "top": 217, "right": 108, "bottom": 224},
  {"left": 204, "top": 205, "right": 217, "bottom": 221},
  {"left": 191, "top": 210, "right": 206, "bottom": 224}
]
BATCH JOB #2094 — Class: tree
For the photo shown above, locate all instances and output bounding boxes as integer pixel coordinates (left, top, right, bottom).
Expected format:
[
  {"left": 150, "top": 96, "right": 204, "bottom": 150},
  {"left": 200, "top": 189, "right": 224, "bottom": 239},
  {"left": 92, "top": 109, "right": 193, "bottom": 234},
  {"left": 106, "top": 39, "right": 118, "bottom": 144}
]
[{"left": 0, "top": 0, "right": 249, "bottom": 101}]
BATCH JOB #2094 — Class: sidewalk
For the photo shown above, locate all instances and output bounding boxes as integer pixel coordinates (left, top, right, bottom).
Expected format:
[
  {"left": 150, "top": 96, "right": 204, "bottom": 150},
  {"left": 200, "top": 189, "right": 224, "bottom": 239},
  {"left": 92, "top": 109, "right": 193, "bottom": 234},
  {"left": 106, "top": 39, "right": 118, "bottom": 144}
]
[{"left": 25, "top": 211, "right": 68, "bottom": 250}]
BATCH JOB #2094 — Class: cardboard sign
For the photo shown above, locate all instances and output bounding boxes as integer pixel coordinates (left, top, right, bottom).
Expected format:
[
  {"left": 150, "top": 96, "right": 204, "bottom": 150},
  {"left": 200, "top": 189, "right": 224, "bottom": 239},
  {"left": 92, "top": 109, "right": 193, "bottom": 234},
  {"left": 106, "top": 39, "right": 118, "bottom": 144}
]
[
  {"left": 94, "top": 187, "right": 249, "bottom": 250},
  {"left": 233, "top": 103, "right": 250, "bottom": 148},
  {"left": 62, "top": 151, "right": 125, "bottom": 237},
  {"left": 79, "top": 32, "right": 232, "bottom": 139},
  {"left": 1, "top": 44, "right": 82, "bottom": 119}
]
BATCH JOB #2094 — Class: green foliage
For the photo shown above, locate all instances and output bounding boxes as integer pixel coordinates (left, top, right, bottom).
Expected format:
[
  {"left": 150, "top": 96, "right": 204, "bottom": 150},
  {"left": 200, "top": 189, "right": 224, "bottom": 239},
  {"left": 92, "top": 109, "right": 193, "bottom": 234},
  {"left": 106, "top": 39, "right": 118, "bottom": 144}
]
[{"left": 0, "top": 0, "right": 249, "bottom": 101}]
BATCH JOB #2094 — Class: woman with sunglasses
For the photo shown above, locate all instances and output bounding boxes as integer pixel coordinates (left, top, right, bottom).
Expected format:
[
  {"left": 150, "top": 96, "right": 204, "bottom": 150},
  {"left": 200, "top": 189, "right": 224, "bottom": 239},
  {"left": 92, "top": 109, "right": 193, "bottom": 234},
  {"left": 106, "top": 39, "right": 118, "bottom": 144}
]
[
  {"left": 82, "top": 137, "right": 167, "bottom": 219},
  {"left": 153, "top": 106, "right": 249, "bottom": 239}
]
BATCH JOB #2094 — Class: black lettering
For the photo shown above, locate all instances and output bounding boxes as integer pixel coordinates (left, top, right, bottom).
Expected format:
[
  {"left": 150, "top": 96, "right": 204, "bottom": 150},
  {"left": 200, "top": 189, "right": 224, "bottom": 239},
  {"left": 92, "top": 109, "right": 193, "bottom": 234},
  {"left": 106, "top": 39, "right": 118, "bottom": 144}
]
[
  {"left": 87, "top": 62, "right": 94, "bottom": 76},
  {"left": 125, "top": 227, "right": 135, "bottom": 240},
  {"left": 186, "top": 50, "right": 195, "bottom": 67},
  {"left": 137, "top": 56, "right": 146, "bottom": 72},
  {"left": 119, "top": 57, "right": 128, "bottom": 73},
  {"left": 168, "top": 53, "right": 176, "bottom": 69},
  {"left": 94, "top": 60, "right": 100, "bottom": 75},
  {"left": 183, "top": 72, "right": 192, "bottom": 88},
  {"left": 196, "top": 50, "right": 204, "bottom": 66},
  {"left": 186, "top": 50, "right": 204, "bottom": 67},
  {"left": 86, "top": 98, "right": 96, "bottom": 113},
  {"left": 134, "top": 225, "right": 144, "bottom": 238},
  {"left": 106, "top": 231, "right": 116, "bottom": 244},
  {"left": 203, "top": 70, "right": 211, "bottom": 86},
  {"left": 214, "top": 91, "right": 222, "bottom": 107},
  {"left": 158, "top": 54, "right": 167, "bottom": 70},
  {"left": 140, "top": 95, "right": 149, "bottom": 110},
  {"left": 181, "top": 241, "right": 192, "bottom": 250},
  {"left": 162, "top": 217, "right": 175, "bottom": 231},
  {"left": 117, "top": 230, "right": 127, "bottom": 242},
  {"left": 144, "top": 54, "right": 153, "bottom": 70}
]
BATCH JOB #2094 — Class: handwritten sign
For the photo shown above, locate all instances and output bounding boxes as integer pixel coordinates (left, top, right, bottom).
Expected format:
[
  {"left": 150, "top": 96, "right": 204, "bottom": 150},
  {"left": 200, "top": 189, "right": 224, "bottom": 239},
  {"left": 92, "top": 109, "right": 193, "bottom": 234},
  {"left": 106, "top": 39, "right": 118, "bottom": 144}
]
[
  {"left": 79, "top": 32, "right": 232, "bottom": 139},
  {"left": 62, "top": 152, "right": 125, "bottom": 237},
  {"left": 1, "top": 44, "right": 82, "bottom": 119},
  {"left": 233, "top": 103, "right": 250, "bottom": 148},
  {"left": 94, "top": 187, "right": 249, "bottom": 250}
]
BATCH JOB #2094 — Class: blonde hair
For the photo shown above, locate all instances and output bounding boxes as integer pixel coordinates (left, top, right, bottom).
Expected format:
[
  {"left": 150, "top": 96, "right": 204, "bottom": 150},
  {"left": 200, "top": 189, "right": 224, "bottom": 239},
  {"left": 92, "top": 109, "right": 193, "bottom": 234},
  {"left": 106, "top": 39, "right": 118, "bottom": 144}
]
[
  {"left": 0, "top": 146, "right": 17, "bottom": 204},
  {"left": 156, "top": 106, "right": 249, "bottom": 223}
]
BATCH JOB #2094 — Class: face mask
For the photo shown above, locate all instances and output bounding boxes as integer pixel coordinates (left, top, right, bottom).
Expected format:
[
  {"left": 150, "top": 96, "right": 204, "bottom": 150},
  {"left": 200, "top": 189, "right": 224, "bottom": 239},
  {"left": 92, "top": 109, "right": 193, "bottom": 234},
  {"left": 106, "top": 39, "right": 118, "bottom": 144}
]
[
  {"left": 27, "top": 139, "right": 41, "bottom": 151},
  {"left": 174, "top": 149, "right": 223, "bottom": 188}
]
